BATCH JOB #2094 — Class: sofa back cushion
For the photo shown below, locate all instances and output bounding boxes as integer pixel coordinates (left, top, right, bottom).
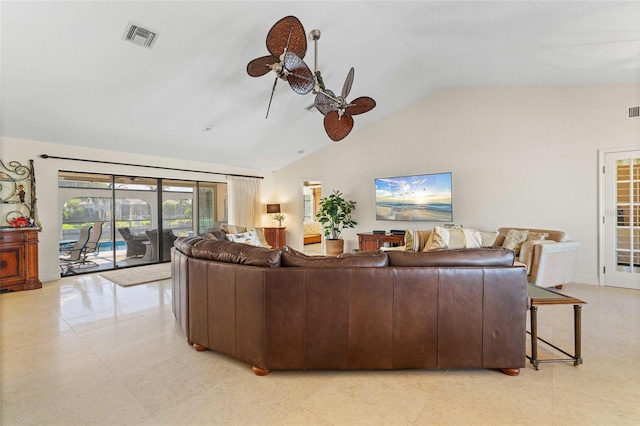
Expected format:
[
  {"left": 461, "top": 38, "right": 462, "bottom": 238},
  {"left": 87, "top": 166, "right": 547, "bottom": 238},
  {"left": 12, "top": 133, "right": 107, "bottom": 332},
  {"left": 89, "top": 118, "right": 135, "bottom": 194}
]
[
  {"left": 201, "top": 229, "right": 227, "bottom": 241},
  {"left": 387, "top": 247, "right": 515, "bottom": 267},
  {"left": 176, "top": 237, "right": 281, "bottom": 267},
  {"left": 281, "top": 246, "right": 389, "bottom": 267}
]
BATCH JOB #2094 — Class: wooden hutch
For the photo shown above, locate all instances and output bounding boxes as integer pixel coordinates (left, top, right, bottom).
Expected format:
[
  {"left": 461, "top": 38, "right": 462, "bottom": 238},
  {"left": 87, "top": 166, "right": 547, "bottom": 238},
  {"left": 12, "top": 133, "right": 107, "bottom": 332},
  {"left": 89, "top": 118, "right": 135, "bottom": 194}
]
[{"left": 0, "top": 159, "right": 42, "bottom": 291}]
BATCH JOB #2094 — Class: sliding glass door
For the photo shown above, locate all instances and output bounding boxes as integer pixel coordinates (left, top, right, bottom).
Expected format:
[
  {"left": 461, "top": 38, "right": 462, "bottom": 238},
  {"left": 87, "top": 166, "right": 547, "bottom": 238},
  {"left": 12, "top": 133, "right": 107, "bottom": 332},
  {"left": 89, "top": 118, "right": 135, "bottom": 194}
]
[{"left": 58, "top": 171, "right": 226, "bottom": 276}]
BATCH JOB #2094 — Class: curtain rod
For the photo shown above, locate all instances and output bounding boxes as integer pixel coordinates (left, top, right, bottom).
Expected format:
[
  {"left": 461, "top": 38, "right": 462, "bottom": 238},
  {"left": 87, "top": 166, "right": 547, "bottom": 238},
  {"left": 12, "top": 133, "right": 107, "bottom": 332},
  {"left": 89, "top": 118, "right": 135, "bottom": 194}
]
[{"left": 39, "top": 154, "right": 264, "bottom": 179}]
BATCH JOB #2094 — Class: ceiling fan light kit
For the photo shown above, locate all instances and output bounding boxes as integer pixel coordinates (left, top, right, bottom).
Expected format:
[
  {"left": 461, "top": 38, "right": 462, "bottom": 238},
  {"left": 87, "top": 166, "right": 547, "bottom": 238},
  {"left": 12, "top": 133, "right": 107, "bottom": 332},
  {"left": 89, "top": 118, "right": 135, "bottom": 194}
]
[{"left": 247, "top": 16, "right": 376, "bottom": 142}]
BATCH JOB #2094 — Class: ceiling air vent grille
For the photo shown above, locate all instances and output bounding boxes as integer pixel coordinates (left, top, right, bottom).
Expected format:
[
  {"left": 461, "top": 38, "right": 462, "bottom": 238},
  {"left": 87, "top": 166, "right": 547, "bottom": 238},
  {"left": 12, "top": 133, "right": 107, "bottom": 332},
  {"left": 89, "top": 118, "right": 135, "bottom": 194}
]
[
  {"left": 627, "top": 106, "right": 640, "bottom": 120},
  {"left": 123, "top": 24, "right": 157, "bottom": 49}
]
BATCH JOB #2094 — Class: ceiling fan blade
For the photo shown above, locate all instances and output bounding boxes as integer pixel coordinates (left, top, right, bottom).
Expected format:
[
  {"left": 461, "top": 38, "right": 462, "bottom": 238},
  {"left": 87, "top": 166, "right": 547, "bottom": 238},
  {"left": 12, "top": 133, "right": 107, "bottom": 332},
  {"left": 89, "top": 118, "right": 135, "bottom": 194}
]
[
  {"left": 324, "top": 111, "right": 354, "bottom": 142},
  {"left": 345, "top": 96, "right": 376, "bottom": 115},
  {"left": 247, "top": 55, "right": 278, "bottom": 77},
  {"left": 265, "top": 77, "right": 278, "bottom": 119},
  {"left": 266, "top": 16, "right": 307, "bottom": 59},
  {"left": 341, "top": 67, "right": 354, "bottom": 99},
  {"left": 314, "top": 90, "right": 337, "bottom": 115},
  {"left": 283, "top": 52, "right": 314, "bottom": 94}
]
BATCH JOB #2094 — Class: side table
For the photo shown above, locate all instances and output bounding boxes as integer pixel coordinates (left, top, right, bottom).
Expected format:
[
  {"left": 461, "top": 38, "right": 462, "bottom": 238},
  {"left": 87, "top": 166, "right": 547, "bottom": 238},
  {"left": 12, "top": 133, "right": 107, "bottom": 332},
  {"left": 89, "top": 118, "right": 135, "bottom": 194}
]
[
  {"left": 527, "top": 284, "right": 586, "bottom": 370},
  {"left": 263, "top": 227, "right": 286, "bottom": 249}
]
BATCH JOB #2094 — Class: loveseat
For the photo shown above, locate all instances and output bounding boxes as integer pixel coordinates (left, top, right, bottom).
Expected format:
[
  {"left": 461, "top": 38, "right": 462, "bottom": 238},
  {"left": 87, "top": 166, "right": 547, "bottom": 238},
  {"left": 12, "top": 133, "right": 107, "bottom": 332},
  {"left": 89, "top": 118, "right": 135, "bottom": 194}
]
[{"left": 171, "top": 237, "right": 529, "bottom": 376}]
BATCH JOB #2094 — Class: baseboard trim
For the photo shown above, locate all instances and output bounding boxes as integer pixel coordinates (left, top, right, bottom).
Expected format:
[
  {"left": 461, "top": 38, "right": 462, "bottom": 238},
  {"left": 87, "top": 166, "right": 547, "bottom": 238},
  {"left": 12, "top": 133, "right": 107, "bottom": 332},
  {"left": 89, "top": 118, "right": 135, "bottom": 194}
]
[{"left": 570, "top": 274, "right": 600, "bottom": 286}]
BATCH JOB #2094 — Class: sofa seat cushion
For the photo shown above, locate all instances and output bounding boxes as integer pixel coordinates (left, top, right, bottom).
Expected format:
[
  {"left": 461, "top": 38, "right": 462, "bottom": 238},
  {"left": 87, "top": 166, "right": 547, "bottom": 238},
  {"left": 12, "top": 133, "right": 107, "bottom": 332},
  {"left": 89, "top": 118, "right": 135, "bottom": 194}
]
[
  {"left": 177, "top": 237, "right": 281, "bottom": 267},
  {"left": 282, "top": 246, "right": 389, "bottom": 267},
  {"left": 387, "top": 247, "right": 515, "bottom": 267}
]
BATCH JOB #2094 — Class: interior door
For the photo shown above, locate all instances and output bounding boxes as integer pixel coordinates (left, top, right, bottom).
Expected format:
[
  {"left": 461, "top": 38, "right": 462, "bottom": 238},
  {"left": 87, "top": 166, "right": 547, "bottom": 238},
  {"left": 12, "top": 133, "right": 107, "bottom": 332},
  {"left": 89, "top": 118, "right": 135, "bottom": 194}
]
[{"left": 603, "top": 149, "right": 640, "bottom": 289}]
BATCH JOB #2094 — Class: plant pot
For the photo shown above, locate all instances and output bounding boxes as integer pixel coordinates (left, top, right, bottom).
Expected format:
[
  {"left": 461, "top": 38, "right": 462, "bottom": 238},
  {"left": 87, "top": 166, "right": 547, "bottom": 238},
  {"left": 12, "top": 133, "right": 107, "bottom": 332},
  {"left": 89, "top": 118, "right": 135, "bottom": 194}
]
[{"left": 325, "top": 239, "right": 344, "bottom": 256}]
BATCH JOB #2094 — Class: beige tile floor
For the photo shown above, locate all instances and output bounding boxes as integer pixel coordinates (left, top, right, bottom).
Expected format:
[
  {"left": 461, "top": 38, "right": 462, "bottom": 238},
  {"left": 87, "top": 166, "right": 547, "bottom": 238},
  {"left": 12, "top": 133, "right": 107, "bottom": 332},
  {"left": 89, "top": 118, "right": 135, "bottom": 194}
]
[{"left": 1, "top": 276, "right": 638, "bottom": 425}]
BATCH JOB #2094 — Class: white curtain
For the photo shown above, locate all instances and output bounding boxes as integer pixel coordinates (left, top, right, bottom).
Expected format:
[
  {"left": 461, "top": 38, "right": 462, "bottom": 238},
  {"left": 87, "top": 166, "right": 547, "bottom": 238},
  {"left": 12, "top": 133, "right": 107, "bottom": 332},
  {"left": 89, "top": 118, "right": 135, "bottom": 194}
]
[{"left": 227, "top": 176, "right": 261, "bottom": 227}]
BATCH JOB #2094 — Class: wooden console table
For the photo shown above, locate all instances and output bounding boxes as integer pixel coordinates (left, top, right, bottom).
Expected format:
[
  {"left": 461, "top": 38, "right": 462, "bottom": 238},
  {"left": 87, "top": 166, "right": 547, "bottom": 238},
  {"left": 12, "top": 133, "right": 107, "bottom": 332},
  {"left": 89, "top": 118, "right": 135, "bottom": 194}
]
[
  {"left": 263, "top": 227, "right": 286, "bottom": 249},
  {"left": 358, "top": 232, "right": 405, "bottom": 252},
  {"left": 0, "top": 227, "right": 42, "bottom": 292}
]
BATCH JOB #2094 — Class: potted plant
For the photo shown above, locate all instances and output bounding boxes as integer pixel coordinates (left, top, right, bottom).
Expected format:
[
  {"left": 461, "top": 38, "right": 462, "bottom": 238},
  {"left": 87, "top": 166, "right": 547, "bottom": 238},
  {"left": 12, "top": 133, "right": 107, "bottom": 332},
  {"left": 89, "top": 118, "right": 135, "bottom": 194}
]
[{"left": 316, "top": 190, "right": 357, "bottom": 255}]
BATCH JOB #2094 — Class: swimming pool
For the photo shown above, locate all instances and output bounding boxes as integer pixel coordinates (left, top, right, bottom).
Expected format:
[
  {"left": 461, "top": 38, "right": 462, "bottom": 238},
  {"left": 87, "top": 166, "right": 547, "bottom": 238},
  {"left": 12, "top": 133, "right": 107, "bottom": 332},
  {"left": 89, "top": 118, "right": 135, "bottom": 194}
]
[{"left": 97, "top": 240, "right": 127, "bottom": 250}]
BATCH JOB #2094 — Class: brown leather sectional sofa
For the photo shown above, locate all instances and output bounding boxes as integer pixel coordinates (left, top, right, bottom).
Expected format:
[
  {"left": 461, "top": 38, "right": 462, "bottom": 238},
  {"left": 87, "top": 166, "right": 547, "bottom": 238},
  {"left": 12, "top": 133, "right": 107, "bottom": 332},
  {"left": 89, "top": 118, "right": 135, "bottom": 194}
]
[{"left": 171, "top": 237, "right": 529, "bottom": 376}]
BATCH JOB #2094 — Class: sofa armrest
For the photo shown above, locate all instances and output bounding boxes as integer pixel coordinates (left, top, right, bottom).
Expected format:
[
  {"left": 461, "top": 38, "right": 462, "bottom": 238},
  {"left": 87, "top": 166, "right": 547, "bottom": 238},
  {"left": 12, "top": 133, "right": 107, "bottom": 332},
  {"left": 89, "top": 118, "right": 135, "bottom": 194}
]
[
  {"left": 518, "top": 240, "right": 556, "bottom": 275},
  {"left": 528, "top": 241, "right": 580, "bottom": 287}
]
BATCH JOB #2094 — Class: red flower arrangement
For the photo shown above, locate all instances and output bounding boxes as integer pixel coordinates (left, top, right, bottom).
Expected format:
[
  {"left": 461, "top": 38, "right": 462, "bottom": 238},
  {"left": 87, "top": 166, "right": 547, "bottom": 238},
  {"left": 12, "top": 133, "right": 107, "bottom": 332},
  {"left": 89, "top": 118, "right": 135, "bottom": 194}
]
[{"left": 10, "top": 217, "right": 29, "bottom": 228}]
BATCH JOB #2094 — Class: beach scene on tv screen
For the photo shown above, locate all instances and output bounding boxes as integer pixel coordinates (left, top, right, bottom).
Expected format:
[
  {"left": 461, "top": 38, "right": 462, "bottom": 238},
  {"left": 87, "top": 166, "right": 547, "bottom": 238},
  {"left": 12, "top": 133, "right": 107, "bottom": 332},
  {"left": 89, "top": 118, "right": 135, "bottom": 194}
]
[{"left": 375, "top": 173, "right": 452, "bottom": 221}]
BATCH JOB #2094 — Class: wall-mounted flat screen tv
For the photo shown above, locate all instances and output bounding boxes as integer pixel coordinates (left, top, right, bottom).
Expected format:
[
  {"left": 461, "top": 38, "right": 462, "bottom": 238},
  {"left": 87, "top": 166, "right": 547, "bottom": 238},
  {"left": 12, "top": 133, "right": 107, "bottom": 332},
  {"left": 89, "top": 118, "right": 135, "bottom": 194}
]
[{"left": 374, "top": 172, "right": 452, "bottom": 221}]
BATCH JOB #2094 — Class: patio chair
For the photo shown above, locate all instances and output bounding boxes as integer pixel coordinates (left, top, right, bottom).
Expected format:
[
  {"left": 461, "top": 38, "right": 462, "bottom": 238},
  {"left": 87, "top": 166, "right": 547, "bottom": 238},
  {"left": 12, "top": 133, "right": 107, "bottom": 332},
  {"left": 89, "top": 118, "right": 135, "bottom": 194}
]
[
  {"left": 85, "top": 221, "right": 105, "bottom": 257},
  {"left": 117, "top": 227, "right": 148, "bottom": 258},
  {"left": 59, "top": 225, "right": 92, "bottom": 274},
  {"left": 145, "top": 229, "right": 178, "bottom": 262}
]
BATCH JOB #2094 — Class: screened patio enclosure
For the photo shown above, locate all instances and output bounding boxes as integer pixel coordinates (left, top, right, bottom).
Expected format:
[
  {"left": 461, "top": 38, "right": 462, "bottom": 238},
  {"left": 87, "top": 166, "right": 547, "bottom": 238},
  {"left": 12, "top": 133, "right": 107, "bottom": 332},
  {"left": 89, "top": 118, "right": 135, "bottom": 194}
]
[{"left": 58, "top": 171, "right": 227, "bottom": 276}]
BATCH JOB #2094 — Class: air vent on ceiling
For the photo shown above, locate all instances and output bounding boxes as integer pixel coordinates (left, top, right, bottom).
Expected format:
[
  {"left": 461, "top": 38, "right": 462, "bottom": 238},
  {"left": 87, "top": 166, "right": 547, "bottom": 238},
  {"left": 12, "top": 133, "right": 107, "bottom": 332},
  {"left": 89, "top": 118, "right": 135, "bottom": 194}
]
[
  {"left": 122, "top": 23, "right": 157, "bottom": 49},
  {"left": 627, "top": 106, "right": 640, "bottom": 120}
]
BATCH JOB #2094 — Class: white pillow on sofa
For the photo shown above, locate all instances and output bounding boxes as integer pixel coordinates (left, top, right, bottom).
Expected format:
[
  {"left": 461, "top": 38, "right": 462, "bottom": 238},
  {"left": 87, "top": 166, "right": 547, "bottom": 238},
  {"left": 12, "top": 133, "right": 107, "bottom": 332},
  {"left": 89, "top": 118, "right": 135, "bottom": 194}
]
[
  {"left": 423, "top": 226, "right": 483, "bottom": 251},
  {"left": 227, "top": 231, "right": 262, "bottom": 247}
]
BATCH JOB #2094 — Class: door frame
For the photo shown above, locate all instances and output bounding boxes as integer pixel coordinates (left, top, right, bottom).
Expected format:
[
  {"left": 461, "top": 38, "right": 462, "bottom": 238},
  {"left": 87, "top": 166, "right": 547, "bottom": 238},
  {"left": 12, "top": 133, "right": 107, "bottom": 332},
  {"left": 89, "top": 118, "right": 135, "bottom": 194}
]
[{"left": 598, "top": 145, "right": 640, "bottom": 287}]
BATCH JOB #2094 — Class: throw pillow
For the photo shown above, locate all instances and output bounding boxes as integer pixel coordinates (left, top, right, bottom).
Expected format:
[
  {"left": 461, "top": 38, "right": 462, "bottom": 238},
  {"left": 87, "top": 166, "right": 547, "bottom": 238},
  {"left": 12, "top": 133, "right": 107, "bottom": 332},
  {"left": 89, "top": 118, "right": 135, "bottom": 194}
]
[
  {"left": 462, "top": 229, "right": 483, "bottom": 248},
  {"left": 423, "top": 226, "right": 490, "bottom": 251},
  {"left": 527, "top": 231, "right": 549, "bottom": 241},
  {"left": 477, "top": 230, "right": 499, "bottom": 247},
  {"left": 226, "top": 231, "right": 262, "bottom": 247},
  {"left": 423, "top": 226, "right": 469, "bottom": 251},
  {"left": 501, "top": 229, "right": 529, "bottom": 255},
  {"left": 202, "top": 229, "right": 227, "bottom": 241},
  {"left": 404, "top": 230, "right": 432, "bottom": 252},
  {"left": 220, "top": 224, "right": 247, "bottom": 234},
  {"left": 248, "top": 227, "right": 271, "bottom": 248}
]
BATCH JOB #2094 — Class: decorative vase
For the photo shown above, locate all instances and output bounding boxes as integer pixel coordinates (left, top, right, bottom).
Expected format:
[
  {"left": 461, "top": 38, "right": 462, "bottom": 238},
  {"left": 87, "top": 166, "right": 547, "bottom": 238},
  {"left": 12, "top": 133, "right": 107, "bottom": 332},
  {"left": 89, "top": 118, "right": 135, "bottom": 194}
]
[{"left": 325, "top": 239, "right": 344, "bottom": 256}]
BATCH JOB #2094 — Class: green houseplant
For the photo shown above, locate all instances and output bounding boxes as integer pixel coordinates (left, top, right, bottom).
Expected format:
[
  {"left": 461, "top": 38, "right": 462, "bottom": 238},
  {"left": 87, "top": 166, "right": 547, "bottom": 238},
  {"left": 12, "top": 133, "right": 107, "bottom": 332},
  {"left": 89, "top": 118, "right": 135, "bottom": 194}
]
[{"left": 316, "top": 190, "right": 357, "bottom": 255}]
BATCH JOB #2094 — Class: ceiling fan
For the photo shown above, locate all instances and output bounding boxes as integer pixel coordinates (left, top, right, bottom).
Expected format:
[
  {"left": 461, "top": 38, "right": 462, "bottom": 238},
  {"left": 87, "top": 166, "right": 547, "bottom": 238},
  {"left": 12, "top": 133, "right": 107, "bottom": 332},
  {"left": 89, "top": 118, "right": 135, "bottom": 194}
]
[
  {"left": 246, "top": 16, "right": 314, "bottom": 118},
  {"left": 247, "top": 16, "right": 376, "bottom": 141},
  {"left": 313, "top": 67, "right": 376, "bottom": 141}
]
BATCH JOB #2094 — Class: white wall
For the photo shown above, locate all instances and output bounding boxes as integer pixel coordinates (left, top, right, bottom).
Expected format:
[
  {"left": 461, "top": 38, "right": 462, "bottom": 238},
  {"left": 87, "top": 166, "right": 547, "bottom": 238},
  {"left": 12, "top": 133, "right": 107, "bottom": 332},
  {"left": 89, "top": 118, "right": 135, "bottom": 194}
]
[
  {"left": 0, "top": 137, "right": 272, "bottom": 282},
  {"left": 275, "top": 83, "right": 640, "bottom": 285}
]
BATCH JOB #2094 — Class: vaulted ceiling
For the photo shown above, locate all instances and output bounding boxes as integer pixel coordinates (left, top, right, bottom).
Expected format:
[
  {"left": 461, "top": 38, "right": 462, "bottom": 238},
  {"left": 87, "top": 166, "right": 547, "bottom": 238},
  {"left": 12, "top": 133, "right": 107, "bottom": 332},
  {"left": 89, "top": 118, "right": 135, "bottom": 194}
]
[{"left": 2, "top": 1, "right": 638, "bottom": 170}]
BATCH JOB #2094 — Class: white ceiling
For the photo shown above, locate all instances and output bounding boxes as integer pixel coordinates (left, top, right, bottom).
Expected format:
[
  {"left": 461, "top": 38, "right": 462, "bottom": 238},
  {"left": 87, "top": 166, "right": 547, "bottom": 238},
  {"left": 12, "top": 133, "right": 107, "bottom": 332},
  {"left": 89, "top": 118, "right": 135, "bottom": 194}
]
[{"left": 2, "top": 1, "right": 639, "bottom": 170}]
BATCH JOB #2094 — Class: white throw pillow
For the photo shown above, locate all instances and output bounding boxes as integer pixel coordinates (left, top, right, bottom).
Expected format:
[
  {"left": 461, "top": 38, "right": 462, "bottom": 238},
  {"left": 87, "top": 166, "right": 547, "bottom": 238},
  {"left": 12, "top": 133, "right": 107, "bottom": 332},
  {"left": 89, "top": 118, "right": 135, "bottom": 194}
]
[
  {"left": 477, "top": 230, "right": 499, "bottom": 247},
  {"left": 423, "top": 226, "right": 481, "bottom": 251},
  {"left": 248, "top": 227, "right": 271, "bottom": 248},
  {"left": 226, "top": 231, "right": 262, "bottom": 247}
]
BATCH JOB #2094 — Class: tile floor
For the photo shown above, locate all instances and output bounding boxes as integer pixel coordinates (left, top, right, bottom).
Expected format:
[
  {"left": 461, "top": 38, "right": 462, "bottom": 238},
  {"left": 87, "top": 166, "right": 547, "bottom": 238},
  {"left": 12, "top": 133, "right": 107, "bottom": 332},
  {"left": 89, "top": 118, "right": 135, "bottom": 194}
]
[{"left": 1, "top": 276, "right": 638, "bottom": 425}]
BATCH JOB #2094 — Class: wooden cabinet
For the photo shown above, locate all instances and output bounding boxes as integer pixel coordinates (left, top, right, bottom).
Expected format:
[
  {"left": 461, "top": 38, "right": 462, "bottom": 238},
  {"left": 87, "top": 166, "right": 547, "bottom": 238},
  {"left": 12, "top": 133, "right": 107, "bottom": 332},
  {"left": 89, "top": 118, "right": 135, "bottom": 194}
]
[
  {"left": 263, "top": 227, "right": 286, "bottom": 249},
  {"left": 0, "top": 227, "right": 41, "bottom": 292},
  {"left": 358, "top": 232, "right": 405, "bottom": 252}
]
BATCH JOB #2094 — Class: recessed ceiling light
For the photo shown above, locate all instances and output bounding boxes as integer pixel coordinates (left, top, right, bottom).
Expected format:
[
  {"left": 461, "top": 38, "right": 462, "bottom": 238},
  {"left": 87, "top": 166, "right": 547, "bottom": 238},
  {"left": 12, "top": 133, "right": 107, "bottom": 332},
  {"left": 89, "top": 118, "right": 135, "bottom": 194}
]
[
  {"left": 298, "top": 150, "right": 305, "bottom": 154},
  {"left": 203, "top": 125, "right": 213, "bottom": 132}
]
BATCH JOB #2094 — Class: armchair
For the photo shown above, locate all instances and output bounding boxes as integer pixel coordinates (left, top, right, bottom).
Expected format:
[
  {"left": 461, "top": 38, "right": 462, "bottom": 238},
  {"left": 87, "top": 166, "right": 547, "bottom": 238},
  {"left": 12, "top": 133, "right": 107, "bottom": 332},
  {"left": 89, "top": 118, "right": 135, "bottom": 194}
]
[
  {"left": 117, "top": 227, "right": 148, "bottom": 258},
  {"left": 496, "top": 227, "right": 580, "bottom": 288},
  {"left": 145, "top": 229, "right": 178, "bottom": 261}
]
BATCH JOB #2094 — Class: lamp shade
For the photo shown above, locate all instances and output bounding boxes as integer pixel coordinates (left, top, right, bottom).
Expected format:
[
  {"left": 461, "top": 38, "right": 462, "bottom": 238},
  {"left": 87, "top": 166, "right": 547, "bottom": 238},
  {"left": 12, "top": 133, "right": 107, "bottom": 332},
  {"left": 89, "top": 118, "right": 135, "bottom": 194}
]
[{"left": 266, "top": 204, "right": 281, "bottom": 214}]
